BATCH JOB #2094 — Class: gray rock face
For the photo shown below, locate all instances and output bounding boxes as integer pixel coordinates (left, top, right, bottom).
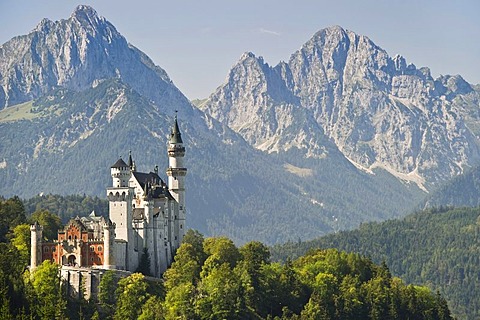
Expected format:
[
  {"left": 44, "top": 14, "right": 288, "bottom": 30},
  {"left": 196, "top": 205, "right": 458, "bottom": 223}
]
[
  {"left": 200, "top": 26, "right": 480, "bottom": 189},
  {"left": 0, "top": 5, "right": 187, "bottom": 114}
]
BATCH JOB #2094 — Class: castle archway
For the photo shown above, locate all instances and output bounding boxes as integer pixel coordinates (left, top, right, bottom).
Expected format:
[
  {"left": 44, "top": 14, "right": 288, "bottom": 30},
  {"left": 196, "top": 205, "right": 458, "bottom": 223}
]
[{"left": 67, "top": 255, "right": 76, "bottom": 266}]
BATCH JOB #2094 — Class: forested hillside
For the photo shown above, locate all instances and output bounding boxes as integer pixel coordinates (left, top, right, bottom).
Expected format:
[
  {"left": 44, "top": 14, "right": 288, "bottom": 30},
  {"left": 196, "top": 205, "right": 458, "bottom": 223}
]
[
  {"left": 271, "top": 206, "right": 480, "bottom": 319},
  {"left": 0, "top": 196, "right": 452, "bottom": 319},
  {"left": 423, "top": 165, "right": 480, "bottom": 208},
  {"left": 22, "top": 194, "right": 108, "bottom": 223}
]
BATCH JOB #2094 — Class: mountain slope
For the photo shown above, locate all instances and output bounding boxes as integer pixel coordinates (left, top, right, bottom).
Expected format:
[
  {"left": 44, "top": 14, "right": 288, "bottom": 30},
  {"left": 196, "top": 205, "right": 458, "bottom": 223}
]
[
  {"left": 0, "top": 6, "right": 442, "bottom": 244},
  {"left": 0, "top": 79, "right": 424, "bottom": 243},
  {"left": 200, "top": 26, "right": 480, "bottom": 190},
  {"left": 271, "top": 206, "right": 480, "bottom": 319},
  {"left": 0, "top": 5, "right": 187, "bottom": 115},
  {"left": 422, "top": 163, "right": 480, "bottom": 208}
]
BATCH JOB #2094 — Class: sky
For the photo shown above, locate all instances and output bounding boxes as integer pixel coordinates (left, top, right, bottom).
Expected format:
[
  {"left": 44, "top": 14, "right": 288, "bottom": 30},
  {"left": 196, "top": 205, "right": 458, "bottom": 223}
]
[{"left": 0, "top": 0, "right": 479, "bottom": 99}]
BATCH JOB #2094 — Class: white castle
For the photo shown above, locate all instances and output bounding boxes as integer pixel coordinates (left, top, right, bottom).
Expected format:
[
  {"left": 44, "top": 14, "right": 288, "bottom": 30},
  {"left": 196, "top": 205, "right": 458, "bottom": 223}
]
[{"left": 30, "top": 116, "right": 187, "bottom": 280}]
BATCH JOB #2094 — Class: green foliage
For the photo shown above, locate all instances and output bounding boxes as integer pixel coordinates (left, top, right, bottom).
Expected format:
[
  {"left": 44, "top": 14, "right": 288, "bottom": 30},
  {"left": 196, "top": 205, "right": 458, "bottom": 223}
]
[
  {"left": 0, "top": 196, "right": 26, "bottom": 242},
  {"left": 11, "top": 223, "right": 31, "bottom": 265},
  {"left": 29, "top": 209, "right": 62, "bottom": 240},
  {"left": 0, "top": 243, "right": 29, "bottom": 318},
  {"left": 272, "top": 206, "right": 476, "bottom": 319},
  {"left": 182, "top": 229, "right": 207, "bottom": 266},
  {"left": 201, "top": 236, "right": 239, "bottom": 277},
  {"left": 138, "top": 295, "right": 165, "bottom": 320},
  {"left": 195, "top": 263, "right": 246, "bottom": 319},
  {"left": 98, "top": 270, "right": 117, "bottom": 319},
  {"left": 114, "top": 273, "right": 149, "bottom": 320},
  {"left": 23, "top": 194, "right": 108, "bottom": 224},
  {"left": 136, "top": 247, "right": 152, "bottom": 276},
  {"left": 164, "top": 282, "right": 196, "bottom": 320},
  {"left": 28, "top": 260, "right": 68, "bottom": 320},
  {"left": 0, "top": 219, "right": 454, "bottom": 320},
  {"left": 162, "top": 233, "right": 452, "bottom": 320}
]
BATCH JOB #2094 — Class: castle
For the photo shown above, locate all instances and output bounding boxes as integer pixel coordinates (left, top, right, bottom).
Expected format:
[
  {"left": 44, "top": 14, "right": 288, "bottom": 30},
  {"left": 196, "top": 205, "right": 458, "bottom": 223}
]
[{"left": 30, "top": 116, "right": 187, "bottom": 280}]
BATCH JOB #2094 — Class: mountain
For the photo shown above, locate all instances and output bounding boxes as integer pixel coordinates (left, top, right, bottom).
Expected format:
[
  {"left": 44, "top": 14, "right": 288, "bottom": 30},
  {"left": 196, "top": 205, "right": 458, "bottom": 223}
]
[
  {"left": 270, "top": 206, "right": 480, "bottom": 319},
  {"left": 0, "top": 5, "right": 186, "bottom": 115},
  {"left": 199, "top": 26, "right": 480, "bottom": 191},
  {"left": 4, "top": 7, "right": 479, "bottom": 244},
  {"left": 0, "top": 6, "right": 429, "bottom": 244}
]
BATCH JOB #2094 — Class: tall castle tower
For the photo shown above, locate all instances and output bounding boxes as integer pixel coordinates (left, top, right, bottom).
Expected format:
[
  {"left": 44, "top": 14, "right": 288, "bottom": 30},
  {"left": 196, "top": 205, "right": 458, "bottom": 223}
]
[
  {"left": 166, "top": 114, "right": 187, "bottom": 243},
  {"left": 107, "top": 158, "right": 134, "bottom": 270}
]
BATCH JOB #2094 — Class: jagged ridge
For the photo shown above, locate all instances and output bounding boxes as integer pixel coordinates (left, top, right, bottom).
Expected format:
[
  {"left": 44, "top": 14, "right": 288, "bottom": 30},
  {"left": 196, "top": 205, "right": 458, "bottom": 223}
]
[{"left": 200, "top": 26, "right": 480, "bottom": 190}]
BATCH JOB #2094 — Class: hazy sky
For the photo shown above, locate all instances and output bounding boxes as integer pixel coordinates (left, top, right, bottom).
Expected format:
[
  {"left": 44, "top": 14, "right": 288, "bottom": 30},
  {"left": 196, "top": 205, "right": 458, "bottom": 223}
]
[{"left": 1, "top": 0, "right": 479, "bottom": 99}]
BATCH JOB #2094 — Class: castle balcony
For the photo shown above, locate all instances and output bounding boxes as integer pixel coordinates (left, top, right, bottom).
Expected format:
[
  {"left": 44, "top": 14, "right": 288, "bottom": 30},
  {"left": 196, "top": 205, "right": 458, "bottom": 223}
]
[
  {"left": 167, "top": 146, "right": 185, "bottom": 157},
  {"left": 166, "top": 167, "right": 187, "bottom": 176}
]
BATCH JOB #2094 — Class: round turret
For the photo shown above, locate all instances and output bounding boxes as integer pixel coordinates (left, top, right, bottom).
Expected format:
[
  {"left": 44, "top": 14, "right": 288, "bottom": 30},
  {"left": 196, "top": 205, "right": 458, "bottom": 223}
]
[
  {"left": 102, "top": 221, "right": 115, "bottom": 269},
  {"left": 30, "top": 222, "right": 43, "bottom": 269}
]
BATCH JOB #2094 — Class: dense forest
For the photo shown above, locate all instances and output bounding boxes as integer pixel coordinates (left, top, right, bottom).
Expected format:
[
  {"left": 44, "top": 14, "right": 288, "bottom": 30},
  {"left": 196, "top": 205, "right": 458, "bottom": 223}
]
[
  {"left": 271, "top": 206, "right": 480, "bottom": 319},
  {"left": 0, "top": 196, "right": 453, "bottom": 319},
  {"left": 422, "top": 165, "right": 480, "bottom": 208},
  {"left": 22, "top": 194, "right": 108, "bottom": 223}
]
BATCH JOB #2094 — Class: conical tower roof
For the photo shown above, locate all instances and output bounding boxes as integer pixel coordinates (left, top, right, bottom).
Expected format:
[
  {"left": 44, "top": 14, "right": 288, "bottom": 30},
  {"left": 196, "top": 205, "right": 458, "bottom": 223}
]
[{"left": 169, "top": 114, "right": 183, "bottom": 144}]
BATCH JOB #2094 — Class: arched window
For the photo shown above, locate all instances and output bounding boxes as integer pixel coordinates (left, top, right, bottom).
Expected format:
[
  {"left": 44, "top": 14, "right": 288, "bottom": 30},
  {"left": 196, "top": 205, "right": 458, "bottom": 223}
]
[
  {"left": 98, "top": 246, "right": 103, "bottom": 251},
  {"left": 44, "top": 247, "right": 49, "bottom": 253}
]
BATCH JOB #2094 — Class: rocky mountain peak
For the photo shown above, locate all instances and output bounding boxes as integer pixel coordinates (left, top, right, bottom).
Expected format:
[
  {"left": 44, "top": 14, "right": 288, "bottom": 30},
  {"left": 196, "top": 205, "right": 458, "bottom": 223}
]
[
  {"left": 0, "top": 5, "right": 188, "bottom": 114},
  {"left": 201, "top": 26, "right": 480, "bottom": 190},
  {"left": 70, "top": 5, "right": 102, "bottom": 26},
  {"left": 34, "top": 18, "right": 54, "bottom": 34},
  {"left": 239, "top": 51, "right": 259, "bottom": 61}
]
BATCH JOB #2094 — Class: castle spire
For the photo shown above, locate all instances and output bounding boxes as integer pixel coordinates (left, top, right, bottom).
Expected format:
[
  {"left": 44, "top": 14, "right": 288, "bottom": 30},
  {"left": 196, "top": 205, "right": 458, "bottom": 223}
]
[
  {"left": 170, "top": 111, "right": 183, "bottom": 144},
  {"left": 128, "top": 150, "right": 136, "bottom": 171},
  {"left": 128, "top": 150, "right": 133, "bottom": 168}
]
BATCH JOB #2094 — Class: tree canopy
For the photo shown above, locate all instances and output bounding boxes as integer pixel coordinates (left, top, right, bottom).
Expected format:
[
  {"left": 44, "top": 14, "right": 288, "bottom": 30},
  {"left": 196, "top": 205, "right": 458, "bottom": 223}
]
[{"left": 272, "top": 206, "right": 479, "bottom": 319}]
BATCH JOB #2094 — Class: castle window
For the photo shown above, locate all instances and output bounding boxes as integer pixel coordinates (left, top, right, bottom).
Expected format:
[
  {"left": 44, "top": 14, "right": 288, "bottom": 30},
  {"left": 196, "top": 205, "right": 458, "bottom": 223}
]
[
  {"left": 52, "top": 247, "right": 56, "bottom": 252},
  {"left": 44, "top": 247, "right": 49, "bottom": 253},
  {"left": 180, "top": 224, "right": 183, "bottom": 229},
  {"left": 68, "top": 235, "right": 72, "bottom": 240},
  {"left": 90, "top": 246, "right": 94, "bottom": 252},
  {"left": 74, "top": 235, "right": 77, "bottom": 240},
  {"left": 98, "top": 246, "right": 103, "bottom": 251}
]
